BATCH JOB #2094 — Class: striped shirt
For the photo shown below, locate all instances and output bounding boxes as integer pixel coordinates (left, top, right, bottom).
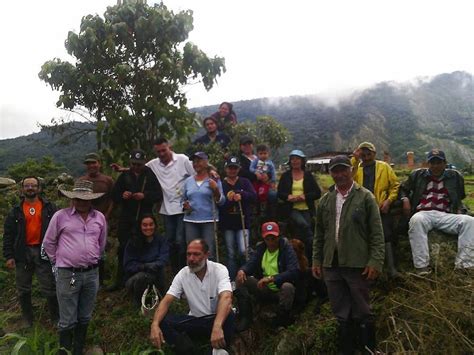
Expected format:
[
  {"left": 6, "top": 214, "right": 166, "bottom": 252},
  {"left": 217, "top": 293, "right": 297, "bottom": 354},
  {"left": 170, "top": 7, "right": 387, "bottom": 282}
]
[{"left": 416, "top": 176, "right": 450, "bottom": 212}]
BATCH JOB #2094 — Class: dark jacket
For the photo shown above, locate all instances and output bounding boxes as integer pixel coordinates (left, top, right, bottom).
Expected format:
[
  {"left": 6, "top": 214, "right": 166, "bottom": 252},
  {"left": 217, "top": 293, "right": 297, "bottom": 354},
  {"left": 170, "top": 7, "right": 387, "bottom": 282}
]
[
  {"left": 400, "top": 168, "right": 467, "bottom": 214},
  {"left": 123, "top": 233, "right": 169, "bottom": 280},
  {"left": 277, "top": 170, "right": 322, "bottom": 216},
  {"left": 219, "top": 177, "right": 257, "bottom": 230},
  {"left": 112, "top": 166, "right": 162, "bottom": 220},
  {"left": 3, "top": 198, "right": 57, "bottom": 262},
  {"left": 240, "top": 237, "right": 299, "bottom": 288},
  {"left": 238, "top": 153, "right": 257, "bottom": 183},
  {"left": 194, "top": 132, "right": 231, "bottom": 148},
  {"left": 313, "top": 183, "right": 385, "bottom": 272}
]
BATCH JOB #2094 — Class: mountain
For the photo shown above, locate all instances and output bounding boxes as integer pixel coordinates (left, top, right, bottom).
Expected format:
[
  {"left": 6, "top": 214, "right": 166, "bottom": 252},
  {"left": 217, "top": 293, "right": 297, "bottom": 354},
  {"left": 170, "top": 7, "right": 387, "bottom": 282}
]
[
  {"left": 1, "top": 71, "right": 473, "bottom": 176},
  {"left": 195, "top": 71, "right": 474, "bottom": 167}
]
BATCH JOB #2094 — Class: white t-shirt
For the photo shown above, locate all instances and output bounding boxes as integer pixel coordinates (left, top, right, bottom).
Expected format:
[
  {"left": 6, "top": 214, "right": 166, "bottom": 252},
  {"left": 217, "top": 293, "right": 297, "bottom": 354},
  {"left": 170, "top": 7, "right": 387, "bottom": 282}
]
[
  {"left": 146, "top": 153, "right": 195, "bottom": 215},
  {"left": 167, "top": 260, "right": 232, "bottom": 317}
]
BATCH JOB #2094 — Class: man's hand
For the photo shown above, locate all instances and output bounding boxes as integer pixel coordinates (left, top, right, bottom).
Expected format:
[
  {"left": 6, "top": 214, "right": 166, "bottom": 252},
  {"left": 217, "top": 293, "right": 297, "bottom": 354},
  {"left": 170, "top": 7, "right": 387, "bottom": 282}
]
[
  {"left": 312, "top": 265, "right": 321, "bottom": 279},
  {"left": 183, "top": 200, "right": 191, "bottom": 212},
  {"left": 226, "top": 191, "right": 235, "bottom": 200},
  {"left": 402, "top": 199, "right": 411, "bottom": 216},
  {"left": 233, "top": 193, "right": 242, "bottom": 202},
  {"left": 149, "top": 323, "right": 165, "bottom": 349},
  {"left": 362, "top": 266, "right": 379, "bottom": 280},
  {"left": 380, "top": 199, "right": 391, "bottom": 214},
  {"left": 257, "top": 276, "right": 273, "bottom": 289},
  {"left": 210, "top": 325, "right": 226, "bottom": 349},
  {"left": 132, "top": 192, "right": 145, "bottom": 201},
  {"left": 6, "top": 258, "right": 15, "bottom": 269},
  {"left": 353, "top": 148, "right": 362, "bottom": 160},
  {"left": 236, "top": 270, "right": 247, "bottom": 285},
  {"left": 122, "top": 191, "right": 132, "bottom": 200}
]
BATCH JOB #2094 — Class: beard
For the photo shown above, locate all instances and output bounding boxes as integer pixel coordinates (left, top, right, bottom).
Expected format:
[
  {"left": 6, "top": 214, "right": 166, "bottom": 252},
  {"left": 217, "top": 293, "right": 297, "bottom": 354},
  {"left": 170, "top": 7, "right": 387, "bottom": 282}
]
[{"left": 188, "top": 259, "right": 206, "bottom": 273}]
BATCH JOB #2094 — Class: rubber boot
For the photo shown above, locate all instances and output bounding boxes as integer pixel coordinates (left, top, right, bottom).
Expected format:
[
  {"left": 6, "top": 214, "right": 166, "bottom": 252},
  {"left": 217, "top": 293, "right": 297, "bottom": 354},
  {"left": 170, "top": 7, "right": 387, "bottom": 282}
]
[
  {"left": 46, "top": 296, "right": 59, "bottom": 324},
  {"left": 359, "top": 321, "right": 376, "bottom": 355},
  {"left": 18, "top": 293, "right": 34, "bottom": 328},
  {"left": 338, "top": 321, "right": 355, "bottom": 355},
  {"left": 385, "top": 242, "right": 401, "bottom": 278},
  {"left": 73, "top": 322, "right": 88, "bottom": 355},
  {"left": 58, "top": 328, "right": 74, "bottom": 355},
  {"left": 234, "top": 289, "right": 253, "bottom": 332}
]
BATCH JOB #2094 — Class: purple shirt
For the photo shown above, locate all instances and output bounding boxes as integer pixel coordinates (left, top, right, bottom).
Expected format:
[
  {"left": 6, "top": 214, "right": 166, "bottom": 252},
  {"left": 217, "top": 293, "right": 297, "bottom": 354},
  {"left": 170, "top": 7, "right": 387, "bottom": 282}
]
[{"left": 43, "top": 207, "right": 107, "bottom": 268}]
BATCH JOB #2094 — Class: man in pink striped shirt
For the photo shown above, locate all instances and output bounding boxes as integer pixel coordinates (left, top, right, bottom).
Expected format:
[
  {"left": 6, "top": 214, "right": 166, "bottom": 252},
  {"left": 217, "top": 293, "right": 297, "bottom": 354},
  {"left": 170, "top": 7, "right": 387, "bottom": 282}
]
[{"left": 43, "top": 180, "right": 107, "bottom": 355}]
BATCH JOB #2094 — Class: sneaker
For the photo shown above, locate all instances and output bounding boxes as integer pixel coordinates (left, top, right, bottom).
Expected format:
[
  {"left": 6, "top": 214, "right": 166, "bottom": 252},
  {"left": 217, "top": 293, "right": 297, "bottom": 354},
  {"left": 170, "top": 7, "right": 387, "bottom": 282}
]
[{"left": 415, "top": 267, "right": 432, "bottom": 276}]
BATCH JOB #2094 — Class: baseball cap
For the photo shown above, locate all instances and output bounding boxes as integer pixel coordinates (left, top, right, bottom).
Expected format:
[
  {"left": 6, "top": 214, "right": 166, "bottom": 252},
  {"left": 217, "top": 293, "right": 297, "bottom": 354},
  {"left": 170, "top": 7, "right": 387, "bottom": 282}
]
[
  {"left": 358, "top": 142, "right": 376, "bottom": 152},
  {"left": 83, "top": 153, "right": 100, "bottom": 163},
  {"left": 129, "top": 149, "right": 147, "bottom": 164},
  {"left": 427, "top": 149, "right": 446, "bottom": 161},
  {"left": 289, "top": 149, "right": 306, "bottom": 158},
  {"left": 225, "top": 156, "right": 240, "bottom": 168},
  {"left": 328, "top": 155, "right": 352, "bottom": 171},
  {"left": 190, "top": 151, "right": 209, "bottom": 161},
  {"left": 261, "top": 222, "right": 280, "bottom": 238}
]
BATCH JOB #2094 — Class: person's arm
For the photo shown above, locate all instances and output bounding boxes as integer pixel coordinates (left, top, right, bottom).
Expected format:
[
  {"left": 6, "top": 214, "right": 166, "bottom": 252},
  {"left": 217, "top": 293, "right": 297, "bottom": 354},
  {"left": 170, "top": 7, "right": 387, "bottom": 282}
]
[
  {"left": 111, "top": 174, "right": 126, "bottom": 203},
  {"left": 42, "top": 213, "right": 60, "bottom": 265},
  {"left": 268, "top": 161, "right": 277, "bottom": 183},
  {"left": 3, "top": 208, "right": 17, "bottom": 267},
  {"left": 312, "top": 197, "right": 325, "bottom": 278},
  {"left": 240, "top": 179, "right": 257, "bottom": 203},
  {"left": 143, "top": 171, "right": 163, "bottom": 203},
  {"left": 277, "top": 172, "right": 290, "bottom": 202},
  {"left": 144, "top": 236, "right": 170, "bottom": 270},
  {"left": 98, "top": 215, "right": 107, "bottom": 255},
  {"left": 304, "top": 172, "right": 322, "bottom": 202},
  {"left": 211, "top": 290, "right": 233, "bottom": 349},
  {"left": 400, "top": 171, "right": 416, "bottom": 215},
  {"left": 150, "top": 294, "right": 176, "bottom": 349},
  {"left": 386, "top": 165, "right": 401, "bottom": 203}
]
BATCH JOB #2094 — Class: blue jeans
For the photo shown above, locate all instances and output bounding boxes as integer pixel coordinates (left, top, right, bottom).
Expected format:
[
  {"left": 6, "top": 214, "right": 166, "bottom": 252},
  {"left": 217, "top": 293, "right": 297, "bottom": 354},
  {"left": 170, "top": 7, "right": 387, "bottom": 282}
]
[
  {"left": 56, "top": 268, "right": 99, "bottom": 330},
  {"left": 185, "top": 222, "right": 217, "bottom": 261},
  {"left": 224, "top": 229, "right": 249, "bottom": 280},
  {"left": 160, "top": 311, "right": 235, "bottom": 351},
  {"left": 162, "top": 214, "right": 186, "bottom": 270}
]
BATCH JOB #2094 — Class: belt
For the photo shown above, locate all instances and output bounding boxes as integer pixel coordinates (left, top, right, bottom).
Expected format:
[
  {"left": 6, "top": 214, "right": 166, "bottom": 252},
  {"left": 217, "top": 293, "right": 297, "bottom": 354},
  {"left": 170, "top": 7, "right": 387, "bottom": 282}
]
[{"left": 59, "top": 264, "right": 98, "bottom": 273}]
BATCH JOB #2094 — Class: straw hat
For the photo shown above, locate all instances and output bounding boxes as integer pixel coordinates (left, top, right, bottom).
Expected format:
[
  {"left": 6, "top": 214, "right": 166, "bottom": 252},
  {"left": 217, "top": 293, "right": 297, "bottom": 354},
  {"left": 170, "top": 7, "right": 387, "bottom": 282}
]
[{"left": 59, "top": 180, "right": 105, "bottom": 200}]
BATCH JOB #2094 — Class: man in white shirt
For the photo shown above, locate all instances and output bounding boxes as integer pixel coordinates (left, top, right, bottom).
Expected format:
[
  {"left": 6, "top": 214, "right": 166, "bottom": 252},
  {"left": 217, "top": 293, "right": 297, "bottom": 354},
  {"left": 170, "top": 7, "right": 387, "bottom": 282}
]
[
  {"left": 146, "top": 137, "right": 195, "bottom": 272},
  {"left": 150, "top": 239, "right": 234, "bottom": 354}
]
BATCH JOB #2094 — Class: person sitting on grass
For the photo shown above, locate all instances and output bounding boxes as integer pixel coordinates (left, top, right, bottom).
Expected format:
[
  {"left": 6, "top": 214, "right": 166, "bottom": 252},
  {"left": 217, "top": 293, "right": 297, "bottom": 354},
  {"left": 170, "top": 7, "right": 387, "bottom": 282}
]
[
  {"left": 234, "top": 222, "right": 299, "bottom": 331},
  {"left": 149, "top": 239, "right": 234, "bottom": 355},
  {"left": 123, "top": 214, "right": 169, "bottom": 308}
]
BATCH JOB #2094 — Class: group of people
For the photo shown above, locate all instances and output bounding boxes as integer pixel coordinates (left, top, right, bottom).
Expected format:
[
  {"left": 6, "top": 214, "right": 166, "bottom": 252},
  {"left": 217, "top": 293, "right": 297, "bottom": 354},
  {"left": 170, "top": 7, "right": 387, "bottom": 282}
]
[{"left": 3, "top": 102, "right": 474, "bottom": 355}]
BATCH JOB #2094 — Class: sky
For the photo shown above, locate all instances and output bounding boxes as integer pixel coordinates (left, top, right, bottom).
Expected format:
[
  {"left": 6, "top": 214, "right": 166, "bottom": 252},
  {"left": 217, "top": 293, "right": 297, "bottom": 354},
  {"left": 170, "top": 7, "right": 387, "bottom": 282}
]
[{"left": 1, "top": 0, "right": 474, "bottom": 139}]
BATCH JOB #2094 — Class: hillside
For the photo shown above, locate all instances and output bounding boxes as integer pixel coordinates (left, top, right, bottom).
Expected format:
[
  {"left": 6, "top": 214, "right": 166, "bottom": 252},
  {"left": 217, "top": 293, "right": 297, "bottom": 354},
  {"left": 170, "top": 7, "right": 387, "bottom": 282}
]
[{"left": 1, "top": 71, "right": 473, "bottom": 176}]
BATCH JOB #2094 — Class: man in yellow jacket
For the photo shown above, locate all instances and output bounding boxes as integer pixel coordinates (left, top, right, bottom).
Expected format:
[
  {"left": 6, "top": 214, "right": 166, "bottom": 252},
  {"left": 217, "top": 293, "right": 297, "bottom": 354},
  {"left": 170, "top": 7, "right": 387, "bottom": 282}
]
[{"left": 352, "top": 142, "right": 401, "bottom": 277}]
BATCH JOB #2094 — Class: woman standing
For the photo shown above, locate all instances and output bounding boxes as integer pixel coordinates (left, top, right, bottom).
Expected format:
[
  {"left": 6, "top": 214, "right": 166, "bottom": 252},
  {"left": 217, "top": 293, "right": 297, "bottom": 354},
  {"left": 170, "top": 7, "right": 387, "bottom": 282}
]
[
  {"left": 220, "top": 157, "right": 257, "bottom": 280},
  {"left": 123, "top": 214, "right": 169, "bottom": 307},
  {"left": 182, "top": 152, "right": 225, "bottom": 260},
  {"left": 277, "top": 150, "right": 321, "bottom": 261}
]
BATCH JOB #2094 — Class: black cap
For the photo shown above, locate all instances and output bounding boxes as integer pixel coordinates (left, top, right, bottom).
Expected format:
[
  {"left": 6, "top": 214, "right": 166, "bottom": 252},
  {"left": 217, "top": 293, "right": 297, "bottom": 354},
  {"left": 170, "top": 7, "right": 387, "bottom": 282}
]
[
  {"left": 189, "top": 151, "right": 209, "bottom": 161},
  {"left": 427, "top": 149, "right": 446, "bottom": 162},
  {"left": 225, "top": 156, "right": 240, "bottom": 168},
  {"left": 239, "top": 136, "right": 253, "bottom": 145},
  {"left": 328, "top": 155, "right": 352, "bottom": 171},
  {"left": 83, "top": 153, "right": 100, "bottom": 163},
  {"left": 129, "top": 149, "right": 146, "bottom": 164}
]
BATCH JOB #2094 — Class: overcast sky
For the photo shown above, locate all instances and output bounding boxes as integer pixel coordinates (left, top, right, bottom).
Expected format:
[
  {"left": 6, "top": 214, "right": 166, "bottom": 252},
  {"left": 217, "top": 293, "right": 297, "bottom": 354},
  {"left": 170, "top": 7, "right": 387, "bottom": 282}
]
[{"left": 1, "top": 0, "right": 474, "bottom": 139}]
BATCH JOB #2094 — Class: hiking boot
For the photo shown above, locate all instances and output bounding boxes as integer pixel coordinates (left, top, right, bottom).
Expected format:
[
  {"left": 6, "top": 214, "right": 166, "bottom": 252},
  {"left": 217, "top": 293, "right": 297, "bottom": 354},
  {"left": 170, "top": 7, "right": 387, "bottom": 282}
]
[
  {"left": 414, "top": 267, "right": 432, "bottom": 276},
  {"left": 18, "top": 293, "right": 34, "bottom": 328},
  {"left": 58, "top": 328, "right": 73, "bottom": 355}
]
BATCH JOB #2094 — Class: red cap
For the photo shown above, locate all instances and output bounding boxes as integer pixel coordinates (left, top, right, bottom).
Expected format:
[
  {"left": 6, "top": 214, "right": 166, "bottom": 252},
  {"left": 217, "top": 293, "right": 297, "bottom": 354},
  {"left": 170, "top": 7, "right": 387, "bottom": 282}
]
[{"left": 261, "top": 222, "right": 280, "bottom": 238}]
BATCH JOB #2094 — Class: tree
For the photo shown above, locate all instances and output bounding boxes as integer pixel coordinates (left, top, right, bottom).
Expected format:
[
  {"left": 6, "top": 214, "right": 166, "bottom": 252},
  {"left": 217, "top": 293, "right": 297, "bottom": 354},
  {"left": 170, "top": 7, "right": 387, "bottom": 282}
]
[{"left": 39, "top": 2, "right": 225, "bottom": 163}]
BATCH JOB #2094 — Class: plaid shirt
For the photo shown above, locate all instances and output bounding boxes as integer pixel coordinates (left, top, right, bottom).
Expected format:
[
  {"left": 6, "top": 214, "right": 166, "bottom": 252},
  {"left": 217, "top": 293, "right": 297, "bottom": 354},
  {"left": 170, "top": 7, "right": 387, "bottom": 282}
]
[{"left": 416, "top": 176, "right": 450, "bottom": 212}]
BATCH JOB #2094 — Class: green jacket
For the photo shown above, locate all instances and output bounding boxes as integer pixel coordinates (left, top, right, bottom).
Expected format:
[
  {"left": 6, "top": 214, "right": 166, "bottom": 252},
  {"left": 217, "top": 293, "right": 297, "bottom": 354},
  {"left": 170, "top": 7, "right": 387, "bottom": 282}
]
[
  {"left": 400, "top": 168, "right": 467, "bottom": 214},
  {"left": 312, "top": 183, "right": 385, "bottom": 272}
]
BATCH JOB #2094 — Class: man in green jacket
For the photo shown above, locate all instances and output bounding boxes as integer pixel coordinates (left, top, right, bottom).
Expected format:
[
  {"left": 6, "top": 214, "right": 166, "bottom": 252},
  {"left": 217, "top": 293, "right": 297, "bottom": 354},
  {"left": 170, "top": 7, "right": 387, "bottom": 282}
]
[{"left": 312, "top": 155, "right": 384, "bottom": 355}]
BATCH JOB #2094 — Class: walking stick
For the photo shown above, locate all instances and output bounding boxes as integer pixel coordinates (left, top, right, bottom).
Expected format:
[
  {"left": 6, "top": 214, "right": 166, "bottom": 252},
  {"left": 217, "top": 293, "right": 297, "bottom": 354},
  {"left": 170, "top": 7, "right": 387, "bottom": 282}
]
[
  {"left": 211, "top": 196, "right": 219, "bottom": 263},
  {"left": 238, "top": 199, "right": 249, "bottom": 260},
  {"left": 135, "top": 176, "right": 147, "bottom": 221}
]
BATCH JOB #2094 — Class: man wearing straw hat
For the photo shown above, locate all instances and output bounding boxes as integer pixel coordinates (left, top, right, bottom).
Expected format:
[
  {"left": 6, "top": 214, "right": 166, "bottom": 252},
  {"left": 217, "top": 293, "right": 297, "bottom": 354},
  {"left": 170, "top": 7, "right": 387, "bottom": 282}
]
[
  {"left": 43, "top": 180, "right": 107, "bottom": 355},
  {"left": 109, "top": 149, "right": 162, "bottom": 291}
]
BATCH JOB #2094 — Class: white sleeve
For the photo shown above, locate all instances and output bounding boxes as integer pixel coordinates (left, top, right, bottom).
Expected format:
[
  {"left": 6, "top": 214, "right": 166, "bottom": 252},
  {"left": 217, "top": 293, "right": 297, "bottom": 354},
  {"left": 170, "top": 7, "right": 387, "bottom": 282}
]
[
  {"left": 216, "top": 264, "right": 232, "bottom": 295},
  {"left": 167, "top": 270, "right": 184, "bottom": 299}
]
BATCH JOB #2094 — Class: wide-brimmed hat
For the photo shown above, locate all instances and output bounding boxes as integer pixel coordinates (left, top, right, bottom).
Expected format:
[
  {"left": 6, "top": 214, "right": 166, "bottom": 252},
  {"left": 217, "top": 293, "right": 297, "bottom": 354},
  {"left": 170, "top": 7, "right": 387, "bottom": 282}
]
[{"left": 59, "top": 180, "right": 105, "bottom": 200}]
